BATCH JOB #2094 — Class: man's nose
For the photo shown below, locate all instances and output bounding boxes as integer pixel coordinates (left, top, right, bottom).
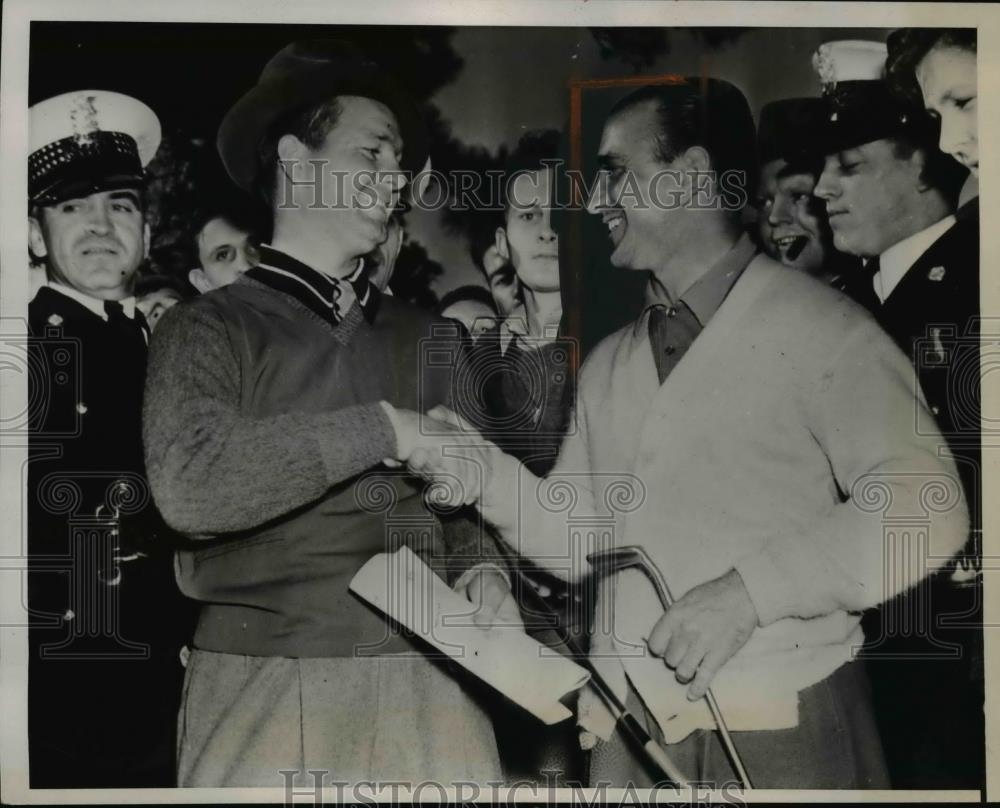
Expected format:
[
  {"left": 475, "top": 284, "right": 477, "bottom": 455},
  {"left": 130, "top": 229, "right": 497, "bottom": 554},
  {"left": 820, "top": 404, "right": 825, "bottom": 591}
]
[
  {"left": 586, "top": 173, "right": 608, "bottom": 214},
  {"left": 937, "top": 114, "right": 965, "bottom": 162},
  {"left": 85, "top": 200, "right": 112, "bottom": 232},
  {"left": 768, "top": 195, "right": 793, "bottom": 225},
  {"left": 538, "top": 213, "right": 557, "bottom": 243},
  {"left": 813, "top": 161, "right": 838, "bottom": 201}
]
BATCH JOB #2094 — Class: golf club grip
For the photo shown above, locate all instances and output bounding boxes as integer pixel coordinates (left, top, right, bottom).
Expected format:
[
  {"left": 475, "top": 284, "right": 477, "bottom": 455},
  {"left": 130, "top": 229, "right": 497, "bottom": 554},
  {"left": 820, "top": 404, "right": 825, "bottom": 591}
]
[{"left": 619, "top": 713, "right": 689, "bottom": 786}]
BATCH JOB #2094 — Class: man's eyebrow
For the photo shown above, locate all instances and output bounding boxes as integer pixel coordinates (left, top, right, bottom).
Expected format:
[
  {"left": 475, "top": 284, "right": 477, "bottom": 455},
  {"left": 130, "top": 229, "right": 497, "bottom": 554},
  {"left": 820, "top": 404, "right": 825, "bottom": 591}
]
[
  {"left": 365, "top": 128, "right": 403, "bottom": 152},
  {"left": 109, "top": 189, "right": 141, "bottom": 203},
  {"left": 940, "top": 87, "right": 974, "bottom": 103}
]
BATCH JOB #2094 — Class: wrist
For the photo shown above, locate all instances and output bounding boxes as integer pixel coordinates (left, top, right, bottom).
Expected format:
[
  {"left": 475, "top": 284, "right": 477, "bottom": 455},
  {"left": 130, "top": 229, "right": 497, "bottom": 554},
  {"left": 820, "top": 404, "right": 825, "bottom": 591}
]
[{"left": 378, "top": 400, "right": 406, "bottom": 459}]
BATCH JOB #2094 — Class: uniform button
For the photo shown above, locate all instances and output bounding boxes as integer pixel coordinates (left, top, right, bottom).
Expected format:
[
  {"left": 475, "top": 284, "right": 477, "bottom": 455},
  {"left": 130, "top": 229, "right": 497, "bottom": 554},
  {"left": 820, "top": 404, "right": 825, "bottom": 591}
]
[
  {"left": 666, "top": 307, "right": 677, "bottom": 318},
  {"left": 75, "top": 402, "right": 88, "bottom": 415},
  {"left": 62, "top": 609, "right": 75, "bottom": 622},
  {"left": 931, "top": 405, "right": 940, "bottom": 416},
  {"left": 663, "top": 345, "right": 676, "bottom": 356}
]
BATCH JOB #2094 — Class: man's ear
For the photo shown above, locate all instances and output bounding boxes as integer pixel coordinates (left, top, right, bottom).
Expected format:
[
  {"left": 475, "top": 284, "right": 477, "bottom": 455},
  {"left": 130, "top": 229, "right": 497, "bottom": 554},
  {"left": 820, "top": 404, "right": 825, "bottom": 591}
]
[
  {"left": 277, "top": 133, "right": 305, "bottom": 163},
  {"left": 682, "top": 146, "right": 713, "bottom": 175},
  {"left": 28, "top": 216, "right": 48, "bottom": 260},
  {"left": 143, "top": 222, "right": 151, "bottom": 260},
  {"left": 188, "top": 268, "right": 212, "bottom": 295},
  {"left": 495, "top": 226, "right": 510, "bottom": 261}
]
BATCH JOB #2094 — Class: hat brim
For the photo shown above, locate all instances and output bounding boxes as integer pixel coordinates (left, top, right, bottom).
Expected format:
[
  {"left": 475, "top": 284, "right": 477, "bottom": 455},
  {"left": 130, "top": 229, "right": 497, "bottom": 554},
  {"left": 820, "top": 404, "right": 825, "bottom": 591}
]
[
  {"left": 32, "top": 171, "right": 145, "bottom": 208},
  {"left": 218, "top": 65, "right": 428, "bottom": 194}
]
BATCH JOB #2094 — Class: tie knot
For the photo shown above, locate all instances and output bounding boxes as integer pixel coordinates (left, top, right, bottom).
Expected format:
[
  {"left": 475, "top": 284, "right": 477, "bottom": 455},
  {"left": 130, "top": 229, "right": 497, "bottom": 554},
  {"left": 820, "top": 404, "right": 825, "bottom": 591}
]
[{"left": 104, "top": 300, "right": 127, "bottom": 321}]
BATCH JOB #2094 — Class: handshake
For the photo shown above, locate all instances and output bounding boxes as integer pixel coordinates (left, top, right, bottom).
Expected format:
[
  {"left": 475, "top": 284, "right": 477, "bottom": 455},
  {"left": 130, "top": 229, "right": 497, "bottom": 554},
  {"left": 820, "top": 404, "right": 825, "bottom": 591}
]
[
  {"left": 379, "top": 401, "right": 523, "bottom": 628},
  {"left": 379, "top": 401, "right": 513, "bottom": 512}
]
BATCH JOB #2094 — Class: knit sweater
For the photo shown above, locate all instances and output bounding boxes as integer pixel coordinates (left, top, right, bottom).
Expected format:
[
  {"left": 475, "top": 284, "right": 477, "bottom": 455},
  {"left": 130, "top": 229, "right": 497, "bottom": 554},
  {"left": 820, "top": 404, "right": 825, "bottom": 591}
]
[
  {"left": 143, "top": 277, "right": 498, "bottom": 658},
  {"left": 480, "top": 253, "right": 968, "bottom": 741}
]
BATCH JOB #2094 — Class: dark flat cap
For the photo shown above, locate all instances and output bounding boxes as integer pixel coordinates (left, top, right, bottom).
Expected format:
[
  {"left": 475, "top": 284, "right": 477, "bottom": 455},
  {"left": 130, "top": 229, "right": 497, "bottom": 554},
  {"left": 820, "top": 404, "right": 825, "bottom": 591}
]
[{"left": 757, "top": 97, "right": 825, "bottom": 167}]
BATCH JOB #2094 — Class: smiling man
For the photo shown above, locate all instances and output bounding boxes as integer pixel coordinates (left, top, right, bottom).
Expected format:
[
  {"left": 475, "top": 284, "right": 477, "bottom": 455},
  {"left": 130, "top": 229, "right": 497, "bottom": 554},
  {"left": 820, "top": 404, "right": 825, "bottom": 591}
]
[
  {"left": 142, "top": 40, "right": 508, "bottom": 788},
  {"left": 390, "top": 77, "right": 967, "bottom": 789},
  {"left": 26, "top": 90, "right": 195, "bottom": 787}
]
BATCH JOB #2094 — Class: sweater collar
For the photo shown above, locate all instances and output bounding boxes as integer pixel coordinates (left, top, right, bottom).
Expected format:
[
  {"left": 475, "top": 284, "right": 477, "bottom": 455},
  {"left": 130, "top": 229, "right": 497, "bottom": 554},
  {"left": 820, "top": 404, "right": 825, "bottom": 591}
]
[{"left": 248, "top": 244, "right": 378, "bottom": 324}]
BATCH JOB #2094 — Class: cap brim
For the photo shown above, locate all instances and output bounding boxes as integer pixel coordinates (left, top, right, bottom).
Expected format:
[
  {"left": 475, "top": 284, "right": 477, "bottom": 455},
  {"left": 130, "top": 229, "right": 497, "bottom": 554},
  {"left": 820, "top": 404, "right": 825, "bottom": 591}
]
[{"left": 33, "top": 172, "right": 145, "bottom": 207}]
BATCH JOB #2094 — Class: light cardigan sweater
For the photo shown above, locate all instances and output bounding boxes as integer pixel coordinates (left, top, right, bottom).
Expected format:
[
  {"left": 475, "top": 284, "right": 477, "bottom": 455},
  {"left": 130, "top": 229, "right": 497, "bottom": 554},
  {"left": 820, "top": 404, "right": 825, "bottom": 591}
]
[{"left": 482, "top": 252, "right": 968, "bottom": 743}]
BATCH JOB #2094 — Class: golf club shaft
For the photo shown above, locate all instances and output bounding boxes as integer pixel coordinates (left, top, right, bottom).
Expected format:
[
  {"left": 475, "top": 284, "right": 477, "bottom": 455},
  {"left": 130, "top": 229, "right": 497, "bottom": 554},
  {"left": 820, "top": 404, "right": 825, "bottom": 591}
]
[
  {"left": 511, "top": 567, "right": 690, "bottom": 786},
  {"left": 633, "top": 550, "right": 753, "bottom": 789}
]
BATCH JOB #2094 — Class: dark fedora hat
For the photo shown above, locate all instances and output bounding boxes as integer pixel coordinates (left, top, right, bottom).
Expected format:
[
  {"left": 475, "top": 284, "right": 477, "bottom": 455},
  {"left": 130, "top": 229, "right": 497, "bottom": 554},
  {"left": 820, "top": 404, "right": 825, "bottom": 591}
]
[{"left": 217, "top": 39, "right": 428, "bottom": 193}]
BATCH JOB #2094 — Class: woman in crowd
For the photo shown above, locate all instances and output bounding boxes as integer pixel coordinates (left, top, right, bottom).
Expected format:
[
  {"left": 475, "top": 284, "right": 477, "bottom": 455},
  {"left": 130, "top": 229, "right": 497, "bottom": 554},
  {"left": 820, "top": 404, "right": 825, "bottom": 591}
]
[
  {"left": 753, "top": 97, "right": 858, "bottom": 292},
  {"left": 886, "top": 28, "right": 977, "bottom": 212}
]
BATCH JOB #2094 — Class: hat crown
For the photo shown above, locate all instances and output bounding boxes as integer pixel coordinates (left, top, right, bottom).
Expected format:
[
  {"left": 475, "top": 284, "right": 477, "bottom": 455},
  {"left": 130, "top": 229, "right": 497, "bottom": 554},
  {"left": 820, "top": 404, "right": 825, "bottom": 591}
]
[
  {"left": 260, "top": 39, "right": 378, "bottom": 86},
  {"left": 813, "top": 40, "right": 888, "bottom": 87}
]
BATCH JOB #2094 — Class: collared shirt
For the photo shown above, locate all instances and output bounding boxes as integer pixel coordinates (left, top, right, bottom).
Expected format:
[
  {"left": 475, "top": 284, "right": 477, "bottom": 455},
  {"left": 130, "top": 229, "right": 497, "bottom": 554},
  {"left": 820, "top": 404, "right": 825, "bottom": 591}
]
[
  {"left": 498, "top": 303, "right": 561, "bottom": 356},
  {"left": 874, "top": 215, "right": 956, "bottom": 304},
  {"left": 251, "top": 244, "right": 370, "bottom": 324},
  {"left": 46, "top": 281, "right": 138, "bottom": 321},
  {"left": 638, "top": 233, "right": 757, "bottom": 383}
]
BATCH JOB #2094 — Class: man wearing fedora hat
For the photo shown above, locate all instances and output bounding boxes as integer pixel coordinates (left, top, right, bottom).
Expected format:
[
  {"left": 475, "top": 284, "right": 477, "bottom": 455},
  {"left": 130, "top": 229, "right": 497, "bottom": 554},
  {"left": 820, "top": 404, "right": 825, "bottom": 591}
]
[
  {"left": 813, "top": 40, "right": 982, "bottom": 788},
  {"left": 142, "top": 40, "right": 509, "bottom": 787},
  {"left": 26, "top": 89, "right": 195, "bottom": 786}
]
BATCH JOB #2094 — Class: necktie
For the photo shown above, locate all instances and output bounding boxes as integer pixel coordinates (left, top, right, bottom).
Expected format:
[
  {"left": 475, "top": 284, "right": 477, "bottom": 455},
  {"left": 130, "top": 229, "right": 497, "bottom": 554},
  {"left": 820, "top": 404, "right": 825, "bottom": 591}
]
[
  {"left": 848, "top": 256, "right": 881, "bottom": 312},
  {"left": 341, "top": 261, "right": 381, "bottom": 324},
  {"left": 104, "top": 299, "right": 148, "bottom": 359}
]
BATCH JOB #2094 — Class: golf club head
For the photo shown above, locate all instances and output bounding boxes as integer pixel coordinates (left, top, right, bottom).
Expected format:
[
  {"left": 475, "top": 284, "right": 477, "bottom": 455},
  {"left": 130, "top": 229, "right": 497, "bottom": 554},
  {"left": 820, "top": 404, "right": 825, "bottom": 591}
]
[
  {"left": 586, "top": 545, "right": 673, "bottom": 609},
  {"left": 585, "top": 546, "right": 643, "bottom": 575}
]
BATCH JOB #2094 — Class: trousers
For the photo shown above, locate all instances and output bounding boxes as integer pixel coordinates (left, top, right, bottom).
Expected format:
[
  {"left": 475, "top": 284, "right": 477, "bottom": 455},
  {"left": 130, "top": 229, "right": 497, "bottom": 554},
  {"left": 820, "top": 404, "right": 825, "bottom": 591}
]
[{"left": 588, "top": 661, "right": 889, "bottom": 789}]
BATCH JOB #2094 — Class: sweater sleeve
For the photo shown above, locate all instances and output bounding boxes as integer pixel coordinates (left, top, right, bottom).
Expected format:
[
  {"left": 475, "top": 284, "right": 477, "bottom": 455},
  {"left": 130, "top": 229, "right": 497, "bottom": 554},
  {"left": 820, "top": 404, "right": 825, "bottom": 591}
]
[
  {"left": 734, "top": 317, "right": 969, "bottom": 626},
  {"left": 143, "top": 301, "right": 396, "bottom": 536}
]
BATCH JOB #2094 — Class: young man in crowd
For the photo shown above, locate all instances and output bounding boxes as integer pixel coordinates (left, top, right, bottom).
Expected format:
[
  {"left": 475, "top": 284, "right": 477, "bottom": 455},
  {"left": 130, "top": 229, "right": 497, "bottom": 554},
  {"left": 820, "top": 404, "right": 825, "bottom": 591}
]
[
  {"left": 437, "top": 284, "right": 499, "bottom": 338},
  {"left": 394, "top": 77, "right": 967, "bottom": 789},
  {"left": 457, "top": 130, "right": 585, "bottom": 784},
  {"left": 26, "top": 89, "right": 194, "bottom": 787},
  {"left": 468, "top": 129, "right": 574, "bottom": 476},
  {"left": 812, "top": 39, "right": 981, "bottom": 789},
  {"left": 470, "top": 224, "right": 521, "bottom": 318},
  {"left": 143, "top": 40, "right": 511, "bottom": 788},
  {"left": 186, "top": 201, "right": 262, "bottom": 293},
  {"left": 135, "top": 273, "right": 189, "bottom": 330}
]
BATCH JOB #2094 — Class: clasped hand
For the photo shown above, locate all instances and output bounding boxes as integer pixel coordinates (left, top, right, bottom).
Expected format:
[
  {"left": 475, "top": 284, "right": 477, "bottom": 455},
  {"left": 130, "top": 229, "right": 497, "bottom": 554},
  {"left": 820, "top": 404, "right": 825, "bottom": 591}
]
[{"left": 382, "top": 403, "right": 500, "bottom": 508}]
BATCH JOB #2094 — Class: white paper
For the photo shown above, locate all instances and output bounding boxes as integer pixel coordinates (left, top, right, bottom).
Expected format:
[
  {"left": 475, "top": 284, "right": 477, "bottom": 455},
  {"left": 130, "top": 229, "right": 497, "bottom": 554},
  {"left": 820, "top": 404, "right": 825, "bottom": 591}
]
[{"left": 349, "top": 546, "right": 590, "bottom": 724}]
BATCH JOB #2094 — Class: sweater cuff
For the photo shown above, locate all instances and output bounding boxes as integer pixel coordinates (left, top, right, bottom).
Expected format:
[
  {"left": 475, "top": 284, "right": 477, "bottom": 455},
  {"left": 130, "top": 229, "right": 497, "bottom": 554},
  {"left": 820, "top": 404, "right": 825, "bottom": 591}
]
[
  {"left": 732, "top": 547, "right": 800, "bottom": 628},
  {"left": 315, "top": 402, "right": 396, "bottom": 484}
]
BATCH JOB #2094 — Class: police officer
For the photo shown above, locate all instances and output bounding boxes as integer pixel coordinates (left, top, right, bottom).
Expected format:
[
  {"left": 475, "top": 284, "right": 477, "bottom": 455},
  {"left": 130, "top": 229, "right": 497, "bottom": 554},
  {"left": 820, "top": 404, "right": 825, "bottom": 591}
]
[
  {"left": 811, "top": 42, "right": 981, "bottom": 789},
  {"left": 27, "top": 89, "right": 194, "bottom": 787}
]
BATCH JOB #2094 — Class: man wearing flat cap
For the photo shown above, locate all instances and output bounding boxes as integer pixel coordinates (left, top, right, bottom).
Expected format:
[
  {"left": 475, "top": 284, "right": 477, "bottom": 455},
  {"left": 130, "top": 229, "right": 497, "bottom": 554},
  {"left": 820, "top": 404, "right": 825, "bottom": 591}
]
[
  {"left": 26, "top": 90, "right": 195, "bottom": 786},
  {"left": 142, "top": 40, "right": 509, "bottom": 787},
  {"left": 813, "top": 40, "right": 982, "bottom": 789},
  {"left": 393, "top": 77, "right": 967, "bottom": 788}
]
